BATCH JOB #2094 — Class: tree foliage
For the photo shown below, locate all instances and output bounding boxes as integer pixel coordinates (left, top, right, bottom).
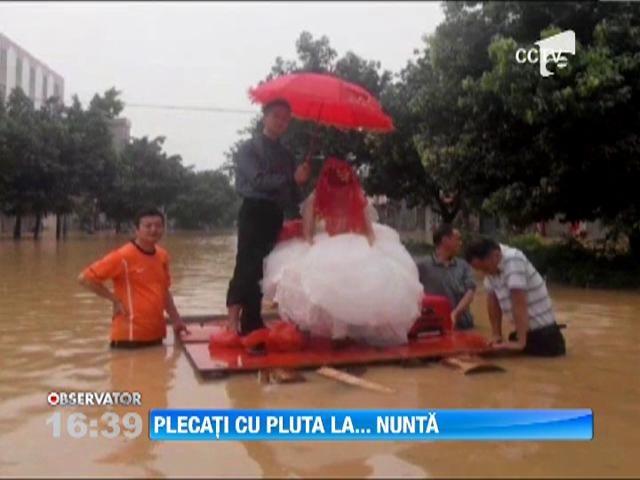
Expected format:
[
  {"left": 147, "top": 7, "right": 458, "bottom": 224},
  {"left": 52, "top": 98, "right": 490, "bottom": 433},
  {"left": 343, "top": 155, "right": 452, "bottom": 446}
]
[
  {"left": 0, "top": 87, "right": 238, "bottom": 237},
  {"left": 169, "top": 170, "right": 239, "bottom": 230},
  {"left": 412, "top": 2, "right": 640, "bottom": 250}
]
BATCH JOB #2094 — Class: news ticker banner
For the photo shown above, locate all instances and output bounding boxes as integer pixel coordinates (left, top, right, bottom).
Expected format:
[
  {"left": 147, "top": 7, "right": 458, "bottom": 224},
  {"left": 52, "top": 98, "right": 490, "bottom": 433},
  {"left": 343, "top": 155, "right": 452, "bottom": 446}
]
[{"left": 149, "top": 409, "right": 593, "bottom": 441}]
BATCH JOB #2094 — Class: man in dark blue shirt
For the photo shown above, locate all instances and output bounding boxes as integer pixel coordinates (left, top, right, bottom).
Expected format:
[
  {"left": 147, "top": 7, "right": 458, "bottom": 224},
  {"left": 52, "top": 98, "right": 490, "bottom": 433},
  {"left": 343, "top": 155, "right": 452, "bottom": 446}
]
[
  {"left": 418, "top": 224, "right": 477, "bottom": 329},
  {"left": 227, "top": 99, "right": 311, "bottom": 346}
]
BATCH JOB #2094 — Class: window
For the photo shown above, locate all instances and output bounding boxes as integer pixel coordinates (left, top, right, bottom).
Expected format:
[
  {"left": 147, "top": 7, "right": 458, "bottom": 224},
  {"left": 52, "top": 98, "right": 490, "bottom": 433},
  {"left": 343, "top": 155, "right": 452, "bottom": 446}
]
[
  {"left": 42, "top": 74, "right": 48, "bottom": 101},
  {"left": 29, "top": 66, "right": 36, "bottom": 100},
  {"left": 53, "top": 81, "right": 61, "bottom": 100},
  {"left": 15, "top": 57, "right": 23, "bottom": 90},
  {"left": 0, "top": 48, "right": 6, "bottom": 102},
  {"left": 0, "top": 48, "right": 7, "bottom": 91}
]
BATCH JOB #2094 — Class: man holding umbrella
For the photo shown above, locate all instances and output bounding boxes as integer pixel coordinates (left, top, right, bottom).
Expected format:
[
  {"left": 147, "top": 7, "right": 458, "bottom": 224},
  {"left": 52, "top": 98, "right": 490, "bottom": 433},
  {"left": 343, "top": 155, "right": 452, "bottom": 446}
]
[
  {"left": 227, "top": 73, "right": 394, "bottom": 352},
  {"left": 227, "top": 99, "right": 311, "bottom": 346}
]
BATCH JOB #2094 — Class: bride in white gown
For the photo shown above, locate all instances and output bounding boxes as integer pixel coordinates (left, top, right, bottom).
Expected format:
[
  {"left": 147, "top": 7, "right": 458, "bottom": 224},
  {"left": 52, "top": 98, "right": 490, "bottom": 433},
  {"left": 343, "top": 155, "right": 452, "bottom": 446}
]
[{"left": 262, "top": 157, "right": 423, "bottom": 347}]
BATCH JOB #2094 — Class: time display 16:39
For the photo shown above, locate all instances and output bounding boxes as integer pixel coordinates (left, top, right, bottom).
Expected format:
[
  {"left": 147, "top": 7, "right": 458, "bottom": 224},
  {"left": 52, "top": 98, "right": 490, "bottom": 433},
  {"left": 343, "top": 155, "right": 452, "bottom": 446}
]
[{"left": 46, "top": 412, "right": 143, "bottom": 439}]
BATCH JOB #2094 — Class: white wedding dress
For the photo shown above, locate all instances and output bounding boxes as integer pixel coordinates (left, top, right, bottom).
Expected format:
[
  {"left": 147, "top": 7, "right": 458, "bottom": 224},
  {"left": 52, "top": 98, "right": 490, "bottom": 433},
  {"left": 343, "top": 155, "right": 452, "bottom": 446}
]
[{"left": 262, "top": 200, "right": 422, "bottom": 347}]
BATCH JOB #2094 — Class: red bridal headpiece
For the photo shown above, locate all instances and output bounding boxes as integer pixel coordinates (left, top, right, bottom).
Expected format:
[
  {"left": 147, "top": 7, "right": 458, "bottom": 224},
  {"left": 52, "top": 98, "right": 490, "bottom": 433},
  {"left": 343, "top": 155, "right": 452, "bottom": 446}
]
[{"left": 313, "top": 157, "right": 368, "bottom": 236}]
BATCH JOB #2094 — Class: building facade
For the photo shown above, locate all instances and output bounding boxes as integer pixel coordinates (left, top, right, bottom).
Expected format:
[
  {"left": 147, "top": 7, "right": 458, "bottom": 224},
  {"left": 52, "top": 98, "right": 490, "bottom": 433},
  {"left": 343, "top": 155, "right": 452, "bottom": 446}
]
[
  {"left": 107, "top": 117, "right": 132, "bottom": 155},
  {"left": 0, "top": 32, "right": 64, "bottom": 106}
]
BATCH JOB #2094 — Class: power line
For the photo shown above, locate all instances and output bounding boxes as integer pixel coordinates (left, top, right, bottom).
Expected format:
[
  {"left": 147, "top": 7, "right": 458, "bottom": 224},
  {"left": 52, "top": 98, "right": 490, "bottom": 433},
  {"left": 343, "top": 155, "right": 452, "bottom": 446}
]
[
  {"left": 124, "top": 102, "right": 256, "bottom": 115},
  {"left": 2, "top": 90, "right": 259, "bottom": 115}
]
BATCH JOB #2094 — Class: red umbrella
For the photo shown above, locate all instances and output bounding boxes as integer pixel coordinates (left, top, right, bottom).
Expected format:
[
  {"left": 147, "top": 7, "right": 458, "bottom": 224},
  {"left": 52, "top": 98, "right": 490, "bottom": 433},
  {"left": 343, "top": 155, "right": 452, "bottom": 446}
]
[{"left": 249, "top": 73, "right": 394, "bottom": 133}]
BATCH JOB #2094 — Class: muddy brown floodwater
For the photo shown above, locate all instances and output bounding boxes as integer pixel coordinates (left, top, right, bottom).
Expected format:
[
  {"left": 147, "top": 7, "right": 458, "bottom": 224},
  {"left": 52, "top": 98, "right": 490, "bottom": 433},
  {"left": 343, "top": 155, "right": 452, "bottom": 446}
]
[{"left": 1, "top": 232, "right": 639, "bottom": 477}]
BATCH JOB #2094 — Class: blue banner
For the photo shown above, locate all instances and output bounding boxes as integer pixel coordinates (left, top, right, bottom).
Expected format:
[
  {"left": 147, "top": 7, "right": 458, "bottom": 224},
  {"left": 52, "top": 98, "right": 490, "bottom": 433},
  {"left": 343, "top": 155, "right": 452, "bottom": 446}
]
[{"left": 149, "top": 409, "right": 593, "bottom": 441}]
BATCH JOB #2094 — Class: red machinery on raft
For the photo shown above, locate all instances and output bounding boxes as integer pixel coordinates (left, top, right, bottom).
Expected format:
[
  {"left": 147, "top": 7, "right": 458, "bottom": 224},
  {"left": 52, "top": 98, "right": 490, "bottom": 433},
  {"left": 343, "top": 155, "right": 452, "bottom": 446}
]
[{"left": 178, "top": 293, "right": 490, "bottom": 378}]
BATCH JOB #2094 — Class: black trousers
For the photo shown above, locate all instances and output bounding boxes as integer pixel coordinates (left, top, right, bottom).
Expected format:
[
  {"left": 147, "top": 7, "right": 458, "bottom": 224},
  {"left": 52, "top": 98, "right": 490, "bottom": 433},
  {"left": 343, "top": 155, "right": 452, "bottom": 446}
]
[
  {"left": 509, "top": 323, "right": 566, "bottom": 357},
  {"left": 110, "top": 339, "right": 163, "bottom": 349},
  {"left": 226, "top": 198, "right": 284, "bottom": 335}
]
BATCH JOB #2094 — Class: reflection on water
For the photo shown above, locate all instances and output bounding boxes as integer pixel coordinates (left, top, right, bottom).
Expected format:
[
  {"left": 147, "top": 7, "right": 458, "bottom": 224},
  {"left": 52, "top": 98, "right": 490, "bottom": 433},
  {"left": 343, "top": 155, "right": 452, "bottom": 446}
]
[{"left": 1, "top": 232, "right": 639, "bottom": 477}]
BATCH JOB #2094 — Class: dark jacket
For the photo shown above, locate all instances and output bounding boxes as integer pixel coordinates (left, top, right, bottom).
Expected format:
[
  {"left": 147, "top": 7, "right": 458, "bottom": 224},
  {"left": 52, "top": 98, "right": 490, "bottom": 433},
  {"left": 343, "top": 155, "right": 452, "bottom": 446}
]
[{"left": 234, "top": 134, "right": 301, "bottom": 211}]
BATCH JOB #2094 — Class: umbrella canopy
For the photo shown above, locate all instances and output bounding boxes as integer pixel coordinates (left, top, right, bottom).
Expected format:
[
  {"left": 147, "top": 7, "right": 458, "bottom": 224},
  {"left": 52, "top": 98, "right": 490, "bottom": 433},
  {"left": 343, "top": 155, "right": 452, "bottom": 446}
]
[{"left": 249, "top": 73, "right": 394, "bottom": 133}]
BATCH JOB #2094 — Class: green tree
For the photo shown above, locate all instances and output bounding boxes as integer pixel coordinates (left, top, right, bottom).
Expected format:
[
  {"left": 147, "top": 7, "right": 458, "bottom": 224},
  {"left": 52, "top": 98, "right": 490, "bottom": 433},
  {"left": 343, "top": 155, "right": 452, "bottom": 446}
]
[
  {"left": 7, "top": 94, "right": 71, "bottom": 239},
  {"left": 365, "top": 1, "right": 640, "bottom": 248},
  {"left": 0, "top": 96, "right": 8, "bottom": 202},
  {"left": 89, "top": 87, "right": 124, "bottom": 119},
  {"left": 169, "top": 169, "right": 239, "bottom": 230},
  {"left": 1, "top": 89, "right": 42, "bottom": 238},
  {"left": 364, "top": 2, "right": 507, "bottom": 223},
  {"left": 430, "top": 2, "right": 640, "bottom": 253},
  {"left": 26, "top": 97, "right": 68, "bottom": 239},
  {"left": 1, "top": 86, "right": 212, "bottom": 237},
  {"left": 267, "top": 32, "right": 337, "bottom": 79},
  {"left": 101, "top": 136, "right": 186, "bottom": 231},
  {"left": 363, "top": 67, "right": 435, "bottom": 212},
  {"left": 70, "top": 95, "right": 119, "bottom": 232}
]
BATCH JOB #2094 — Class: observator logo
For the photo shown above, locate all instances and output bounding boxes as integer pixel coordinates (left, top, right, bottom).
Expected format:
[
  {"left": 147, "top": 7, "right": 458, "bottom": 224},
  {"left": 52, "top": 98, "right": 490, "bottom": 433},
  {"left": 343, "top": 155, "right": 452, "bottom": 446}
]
[
  {"left": 515, "top": 30, "right": 576, "bottom": 77},
  {"left": 47, "top": 391, "right": 142, "bottom": 407}
]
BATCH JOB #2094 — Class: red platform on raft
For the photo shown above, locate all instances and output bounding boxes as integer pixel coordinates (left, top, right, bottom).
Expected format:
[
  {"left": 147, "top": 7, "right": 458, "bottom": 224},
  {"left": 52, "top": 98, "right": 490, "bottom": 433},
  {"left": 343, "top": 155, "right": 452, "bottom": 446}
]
[{"left": 178, "top": 323, "right": 490, "bottom": 377}]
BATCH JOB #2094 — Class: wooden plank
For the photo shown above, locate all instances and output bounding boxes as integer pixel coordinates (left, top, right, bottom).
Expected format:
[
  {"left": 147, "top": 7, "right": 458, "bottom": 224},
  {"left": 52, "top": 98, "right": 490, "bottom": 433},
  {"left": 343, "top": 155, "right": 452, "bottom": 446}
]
[
  {"left": 441, "top": 355, "right": 505, "bottom": 374},
  {"left": 258, "top": 368, "right": 306, "bottom": 384},
  {"left": 316, "top": 366, "right": 395, "bottom": 394}
]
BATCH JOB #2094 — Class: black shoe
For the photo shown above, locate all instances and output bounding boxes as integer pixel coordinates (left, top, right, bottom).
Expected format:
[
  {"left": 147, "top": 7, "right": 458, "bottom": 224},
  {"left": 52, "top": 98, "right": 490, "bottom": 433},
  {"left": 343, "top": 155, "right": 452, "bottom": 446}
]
[
  {"left": 331, "top": 338, "right": 355, "bottom": 350},
  {"left": 247, "top": 342, "right": 267, "bottom": 356}
]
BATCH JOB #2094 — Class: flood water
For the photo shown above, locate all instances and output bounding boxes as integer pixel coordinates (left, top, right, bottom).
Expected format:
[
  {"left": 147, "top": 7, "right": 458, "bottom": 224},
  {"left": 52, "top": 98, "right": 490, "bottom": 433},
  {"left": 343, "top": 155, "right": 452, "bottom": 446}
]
[{"left": 1, "top": 232, "right": 639, "bottom": 478}]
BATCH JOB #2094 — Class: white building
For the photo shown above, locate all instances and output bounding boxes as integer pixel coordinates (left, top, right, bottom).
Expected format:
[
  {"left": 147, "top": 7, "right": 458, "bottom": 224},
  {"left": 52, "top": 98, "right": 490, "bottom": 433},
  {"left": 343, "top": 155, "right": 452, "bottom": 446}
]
[
  {"left": 0, "top": 32, "right": 64, "bottom": 106},
  {"left": 107, "top": 117, "right": 132, "bottom": 155}
]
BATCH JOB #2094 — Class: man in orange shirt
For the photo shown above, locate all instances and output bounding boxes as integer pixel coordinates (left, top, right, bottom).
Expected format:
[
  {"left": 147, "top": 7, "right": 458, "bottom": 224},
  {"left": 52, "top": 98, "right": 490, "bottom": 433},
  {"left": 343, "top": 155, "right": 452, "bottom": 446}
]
[{"left": 78, "top": 208, "right": 189, "bottom": 348}]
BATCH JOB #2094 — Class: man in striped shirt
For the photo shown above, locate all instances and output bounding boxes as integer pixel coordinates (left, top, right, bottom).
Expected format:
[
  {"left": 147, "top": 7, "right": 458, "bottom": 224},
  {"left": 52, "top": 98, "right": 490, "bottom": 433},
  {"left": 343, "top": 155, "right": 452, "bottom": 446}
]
[{"left": 465, "top": 238, "right": 565, "bottom": 356}]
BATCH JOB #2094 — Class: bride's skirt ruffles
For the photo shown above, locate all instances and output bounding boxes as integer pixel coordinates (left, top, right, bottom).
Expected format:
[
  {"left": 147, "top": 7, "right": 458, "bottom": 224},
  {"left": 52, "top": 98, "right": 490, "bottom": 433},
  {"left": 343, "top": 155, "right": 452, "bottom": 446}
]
[{"left": 262, "top": 224, "right": 423, "bottom": 346}]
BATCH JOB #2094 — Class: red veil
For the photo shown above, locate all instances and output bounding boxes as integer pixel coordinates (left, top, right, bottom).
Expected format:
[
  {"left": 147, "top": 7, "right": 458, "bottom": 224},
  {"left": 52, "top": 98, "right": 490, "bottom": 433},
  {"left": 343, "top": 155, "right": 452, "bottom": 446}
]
[{"left": 313, "top": 157, "right": 368, "bottom": 236}]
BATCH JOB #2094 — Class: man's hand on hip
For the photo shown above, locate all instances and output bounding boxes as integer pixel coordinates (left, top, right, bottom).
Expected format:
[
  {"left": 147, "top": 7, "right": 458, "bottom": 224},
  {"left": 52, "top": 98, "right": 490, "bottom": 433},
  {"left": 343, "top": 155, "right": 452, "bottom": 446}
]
[{"left": 112, "top": 300, "right": 128, "bottom": 317}]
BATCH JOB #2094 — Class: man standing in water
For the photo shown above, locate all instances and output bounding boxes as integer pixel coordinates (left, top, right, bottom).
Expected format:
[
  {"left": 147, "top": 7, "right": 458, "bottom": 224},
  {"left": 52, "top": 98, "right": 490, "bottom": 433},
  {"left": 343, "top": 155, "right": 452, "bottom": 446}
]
[
  {"left": 418, "top": 223, "right": 476, "bottom": 330},
  {"left": 465, "top": 238, "right": 565, "bottom": 356},
  {"left": 227, "top": 99, "right": 311, "bottom": 350},
  {"left": 78, "top": 207, "right": 189, "bottom": 348}
]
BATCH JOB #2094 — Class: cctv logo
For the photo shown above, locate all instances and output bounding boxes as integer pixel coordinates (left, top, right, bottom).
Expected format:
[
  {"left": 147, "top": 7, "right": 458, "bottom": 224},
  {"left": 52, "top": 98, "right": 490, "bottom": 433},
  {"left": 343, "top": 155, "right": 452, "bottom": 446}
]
[{"left": 515, "top": 30, "right": 576, "bottom": 77}]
